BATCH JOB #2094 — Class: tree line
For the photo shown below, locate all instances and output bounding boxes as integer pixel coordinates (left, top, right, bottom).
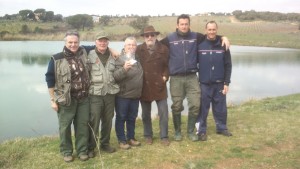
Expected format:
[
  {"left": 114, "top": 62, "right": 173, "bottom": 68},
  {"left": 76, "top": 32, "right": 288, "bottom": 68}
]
[
  {"left": 3, "top": 8, "right": 63, "bottom": 22},
  {"left": 2, "top": 8, "right": 300, "bottom": 22},
  {"left": 0, "top": 8, "right": 150, "bottom": 35},
  {"left": 1, "top": 8, "right": 299, "bottom": 36},
  {"left": 232, "top": 10, "right": 300, "bottom": 22}
]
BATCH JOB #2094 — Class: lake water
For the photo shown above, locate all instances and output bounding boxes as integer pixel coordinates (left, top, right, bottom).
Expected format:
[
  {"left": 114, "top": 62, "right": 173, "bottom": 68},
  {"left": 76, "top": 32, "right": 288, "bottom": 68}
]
[{"left": 1, "top": 41, "right": 300, "bottom": 142}]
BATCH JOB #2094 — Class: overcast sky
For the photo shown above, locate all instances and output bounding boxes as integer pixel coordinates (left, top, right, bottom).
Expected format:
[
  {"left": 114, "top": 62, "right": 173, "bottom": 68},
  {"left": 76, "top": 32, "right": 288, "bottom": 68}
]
[{"left": 0, "top": 0, "right": 299, "bottom": 17}]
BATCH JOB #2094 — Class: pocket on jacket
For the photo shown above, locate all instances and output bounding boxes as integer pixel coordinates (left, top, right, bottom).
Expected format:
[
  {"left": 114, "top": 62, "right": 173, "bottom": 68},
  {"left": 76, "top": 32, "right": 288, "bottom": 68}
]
[
  {"left": 91, "top": 68, "right": 104, "bottom": 83},
  {"left": 57, "top": 67, "right": 69, "bottom": 83}
]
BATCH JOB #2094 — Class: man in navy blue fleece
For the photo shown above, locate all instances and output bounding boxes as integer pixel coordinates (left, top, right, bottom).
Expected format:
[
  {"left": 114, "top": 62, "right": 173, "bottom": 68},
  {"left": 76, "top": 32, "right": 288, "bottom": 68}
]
[
  {"left": 160, "top": 14, "right": 230, "bottom": 141},
  {"left": 197, "top": 21, "right": 232, "bottom": 141}
]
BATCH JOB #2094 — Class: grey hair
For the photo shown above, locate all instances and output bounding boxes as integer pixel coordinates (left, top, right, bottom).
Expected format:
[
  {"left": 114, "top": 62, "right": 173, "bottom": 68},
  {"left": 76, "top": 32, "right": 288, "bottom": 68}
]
[
  {"left": 124, "top": 36, "right": 137, "bottom": 45},
  {"left": 64, "top": 31, "right": 80, "bottom": 41}
]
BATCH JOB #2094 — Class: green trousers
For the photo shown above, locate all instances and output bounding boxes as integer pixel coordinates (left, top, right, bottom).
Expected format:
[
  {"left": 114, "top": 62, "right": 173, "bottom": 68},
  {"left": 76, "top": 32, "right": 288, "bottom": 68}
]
[
  {"left": 57, "top": 97, "right": 89, "bottom": 156},
  {"left": 170, "top": 74, "right": 200, "bottom": 134},
  {"left": 88, "top": 94, "right": 115, "bottom": 150}
]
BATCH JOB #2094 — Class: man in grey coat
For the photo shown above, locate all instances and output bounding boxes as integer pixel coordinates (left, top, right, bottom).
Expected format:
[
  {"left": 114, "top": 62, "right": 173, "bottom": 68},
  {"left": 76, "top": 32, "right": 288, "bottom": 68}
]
[{"left": 113, "top": 37, "right": 143, "bottom": 150}]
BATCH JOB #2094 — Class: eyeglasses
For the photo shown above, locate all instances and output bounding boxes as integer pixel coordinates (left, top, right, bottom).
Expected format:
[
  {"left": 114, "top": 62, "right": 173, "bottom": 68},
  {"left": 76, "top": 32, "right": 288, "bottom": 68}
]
[{"left": 144, "top": 34, "right": 155, "bottom": 38}]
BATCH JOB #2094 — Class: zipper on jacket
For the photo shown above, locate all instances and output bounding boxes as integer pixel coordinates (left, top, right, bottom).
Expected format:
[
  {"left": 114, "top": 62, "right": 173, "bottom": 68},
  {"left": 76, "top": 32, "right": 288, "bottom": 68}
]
[{"left": 182, "top": 40, "right": 187, "bottom": 75}]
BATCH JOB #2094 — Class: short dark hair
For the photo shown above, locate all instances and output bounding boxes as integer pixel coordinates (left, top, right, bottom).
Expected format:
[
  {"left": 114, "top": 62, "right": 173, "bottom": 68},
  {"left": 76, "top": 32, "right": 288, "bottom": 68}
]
[
  {"left": 205, "top": 21, "right": 218, "bottom": 28},
  {"left": 177, "top": 14, "right": 190, "bottom": 24}
]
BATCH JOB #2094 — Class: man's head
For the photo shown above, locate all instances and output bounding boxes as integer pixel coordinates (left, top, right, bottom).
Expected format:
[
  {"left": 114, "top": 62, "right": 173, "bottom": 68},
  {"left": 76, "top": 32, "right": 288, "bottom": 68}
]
[
  {"left": 64, "top": 31, "right": 80, "bottom": 53},
  {"left": 95, "top": 34, "right": 109, "bottom": 53},
  {"left": 141, "top": 25, "right": 160, "bottom": 48},
  {"left": 124, "top": 36, "right": 137, "bottom": 55},
  {"left": 205, "top": 21, "right": 218, "bottom": 40},
  {"left": 177, "top": 14, "right": 190, "bottom": 34}
]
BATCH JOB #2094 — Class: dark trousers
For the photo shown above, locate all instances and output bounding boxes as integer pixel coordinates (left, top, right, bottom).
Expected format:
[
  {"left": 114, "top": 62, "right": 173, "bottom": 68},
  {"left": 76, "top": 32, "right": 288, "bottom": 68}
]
[
  {"left": 57, "top": 97, "right": 89, "bottom": 156},
  {"left": 88, "top": 94, "right": 115, "bottom": 150},
  {"left": 141, "top": 99, "right": 169, "bottom": 139},
  {"left": 115, "top": 96, "right": 139, "bottom": 143},
  {"left": 170, "top": 74, "right": 200, "bottom": 134},
  {"left": 197, "top": 83, "right": 228, "bottom": 134}
]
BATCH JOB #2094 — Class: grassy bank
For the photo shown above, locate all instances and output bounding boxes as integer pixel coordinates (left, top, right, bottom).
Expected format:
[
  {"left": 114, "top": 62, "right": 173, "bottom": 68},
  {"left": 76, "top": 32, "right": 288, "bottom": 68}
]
[
  {"left": 1, "top": 94, "right": 300, "bottom": 169},
  {"left": 1, "top": 16, "right": 300, "bottom": 49}
]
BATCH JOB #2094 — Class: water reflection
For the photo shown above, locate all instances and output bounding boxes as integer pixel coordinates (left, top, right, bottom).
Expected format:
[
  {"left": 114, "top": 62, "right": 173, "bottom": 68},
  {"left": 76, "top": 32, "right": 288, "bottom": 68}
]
[
  {"left": 228, "top": 46, "right": 300, "bottom": 104},
  {"left": 232, "top": 46, "right": 300, "bottom": 66},
  {"left": 21, "top": 54, "right": 50, "bottom": 65},
  {"left": 0, "top": 41, "right": 300, "bottom": 142},
  {"left": 17, "top": 51, "right": 300, "bottom": 66}
]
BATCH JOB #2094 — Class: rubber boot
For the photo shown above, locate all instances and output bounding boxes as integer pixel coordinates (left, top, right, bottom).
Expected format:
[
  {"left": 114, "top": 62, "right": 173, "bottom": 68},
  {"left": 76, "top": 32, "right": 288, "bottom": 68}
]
[
  {"left": 172, "top": 113, "right": 182, "bottom": 141},
  {"left": 187, "top": 115, "right": 198, "bottom": 141}
]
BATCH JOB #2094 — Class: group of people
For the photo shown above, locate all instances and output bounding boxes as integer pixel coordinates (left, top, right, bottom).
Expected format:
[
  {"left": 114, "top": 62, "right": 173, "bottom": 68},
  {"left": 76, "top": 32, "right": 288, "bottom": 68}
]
[{"left": 45, "top": 14, "right": 232, "bottom": 163}]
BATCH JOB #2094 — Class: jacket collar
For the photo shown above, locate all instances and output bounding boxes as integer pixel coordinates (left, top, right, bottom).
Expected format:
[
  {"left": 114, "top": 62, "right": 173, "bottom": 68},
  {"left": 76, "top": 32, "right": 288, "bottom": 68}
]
[{"left": 176, "top": 28, "right": 191, "bottom": 37}]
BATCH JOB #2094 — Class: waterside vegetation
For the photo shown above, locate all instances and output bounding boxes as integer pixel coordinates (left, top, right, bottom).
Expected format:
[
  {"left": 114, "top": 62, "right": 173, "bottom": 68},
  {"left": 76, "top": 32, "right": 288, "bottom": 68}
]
[{"left": 1, "top": 93, "right": 299, "bottom": 169}]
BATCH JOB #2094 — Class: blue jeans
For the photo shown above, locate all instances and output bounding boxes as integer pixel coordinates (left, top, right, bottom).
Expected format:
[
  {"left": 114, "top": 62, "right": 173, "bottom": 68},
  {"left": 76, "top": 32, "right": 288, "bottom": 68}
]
[{"left": 115, "top": 96, "right": 139, "bottom": 143}]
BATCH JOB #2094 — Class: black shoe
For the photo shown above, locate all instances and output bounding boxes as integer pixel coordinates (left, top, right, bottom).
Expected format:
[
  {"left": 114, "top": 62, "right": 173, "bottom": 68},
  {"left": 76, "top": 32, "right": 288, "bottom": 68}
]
[
  {"left": 101, "top": 145, "right": 116, "bottom": 153},
  {"left": 216, "top": 130, "right": 232, "bottom": 137},
  {"left": 198, "top": 133, "right": 207, "bottom": 141}
]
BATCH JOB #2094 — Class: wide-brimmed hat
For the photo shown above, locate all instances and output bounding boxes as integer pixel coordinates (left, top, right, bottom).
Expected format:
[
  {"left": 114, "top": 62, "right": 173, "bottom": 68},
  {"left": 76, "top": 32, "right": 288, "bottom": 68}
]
[
  {"left": 140, "top": 26, "right": 160, "bottom": 36},
  {"left": 96, "top": 34, "right": 109, "bottom": 40}
]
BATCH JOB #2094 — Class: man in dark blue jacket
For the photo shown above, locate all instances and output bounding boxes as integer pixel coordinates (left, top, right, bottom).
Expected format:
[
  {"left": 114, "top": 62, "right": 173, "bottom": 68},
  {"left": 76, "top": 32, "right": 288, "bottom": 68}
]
[
  {"left": 197, "top": 21, "right": 232, "bottom": 141},
  {"left": 160, "top": 14, "right": 230, "bottom": 141}
]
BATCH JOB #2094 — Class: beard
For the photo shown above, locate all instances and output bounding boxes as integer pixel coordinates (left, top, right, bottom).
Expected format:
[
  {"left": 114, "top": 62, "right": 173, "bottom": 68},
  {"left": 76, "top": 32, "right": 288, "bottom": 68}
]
[{"left": 146, "top": 40, "right": 155, "bottom": 49}]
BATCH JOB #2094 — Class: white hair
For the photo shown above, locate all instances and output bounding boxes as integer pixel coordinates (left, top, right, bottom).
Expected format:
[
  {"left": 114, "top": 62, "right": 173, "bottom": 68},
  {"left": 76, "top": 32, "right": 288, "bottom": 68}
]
[{"left": 124, "top": 36, "right": 137, "bottom": 45}]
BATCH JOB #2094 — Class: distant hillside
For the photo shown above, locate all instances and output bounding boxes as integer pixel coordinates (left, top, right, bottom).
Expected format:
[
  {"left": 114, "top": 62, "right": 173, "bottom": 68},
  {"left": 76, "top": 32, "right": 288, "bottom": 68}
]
[{"left": 1, "top": 16, "right": 300, "bottom": 49}]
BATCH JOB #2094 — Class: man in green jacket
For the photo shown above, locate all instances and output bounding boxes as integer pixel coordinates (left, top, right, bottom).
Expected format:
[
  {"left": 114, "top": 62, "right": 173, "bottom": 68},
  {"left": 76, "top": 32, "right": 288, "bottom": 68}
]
[
  {"left": 87, "top": 35, "right": 120, "bottom": 157},
  {"left": 45, "top": 31, "right": 90, "bottom": 162}
]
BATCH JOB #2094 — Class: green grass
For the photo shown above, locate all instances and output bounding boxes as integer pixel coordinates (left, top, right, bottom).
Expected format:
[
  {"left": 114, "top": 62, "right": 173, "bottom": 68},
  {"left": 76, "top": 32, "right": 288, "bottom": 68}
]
[
  {"left": 1, "top": 16, "right": 299, "bottom": 49},
  {"left": 1, "top": 94, "right": 300, "bottom": 169}
]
